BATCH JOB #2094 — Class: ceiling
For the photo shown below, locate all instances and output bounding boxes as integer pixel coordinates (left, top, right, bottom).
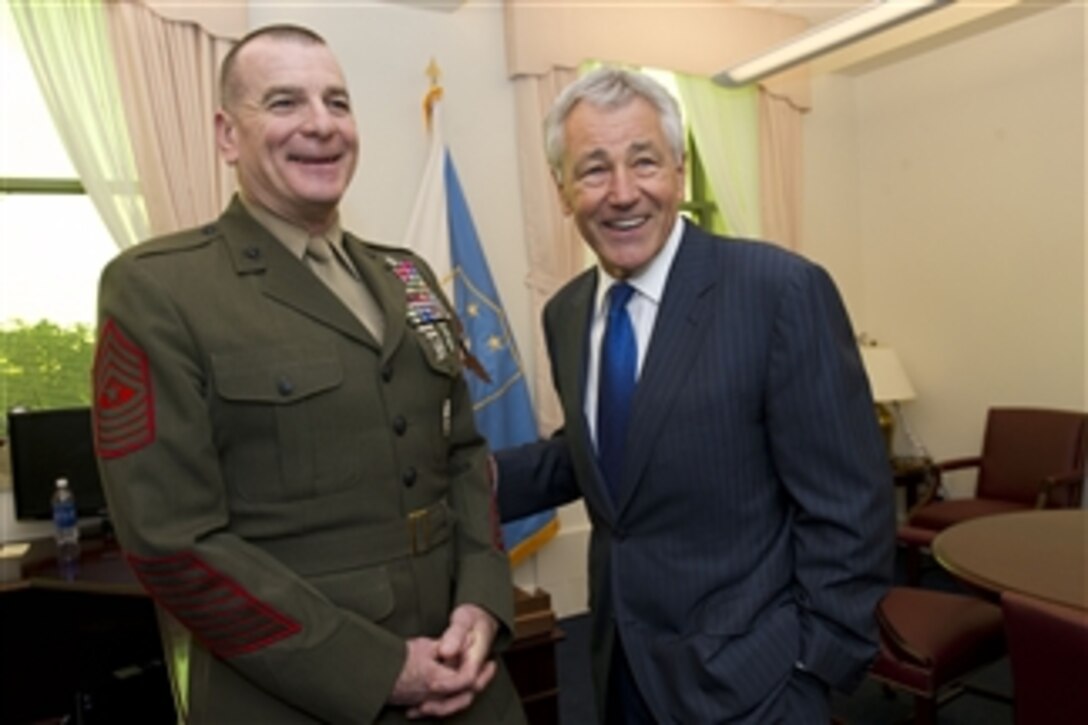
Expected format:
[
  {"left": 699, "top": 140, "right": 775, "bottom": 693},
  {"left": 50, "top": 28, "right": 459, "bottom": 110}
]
[
  {"left": 737, "top": 0, "right": 868, "bottom": 24},
  {"left": 736, "top": 0, "right": 1066, "bottom": 77}
]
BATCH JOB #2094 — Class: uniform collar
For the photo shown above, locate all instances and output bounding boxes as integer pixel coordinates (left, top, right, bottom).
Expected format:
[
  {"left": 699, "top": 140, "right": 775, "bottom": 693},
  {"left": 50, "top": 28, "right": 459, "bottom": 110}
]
[{"left": 239, "top": 194, "right": 343, "bottom": 262}]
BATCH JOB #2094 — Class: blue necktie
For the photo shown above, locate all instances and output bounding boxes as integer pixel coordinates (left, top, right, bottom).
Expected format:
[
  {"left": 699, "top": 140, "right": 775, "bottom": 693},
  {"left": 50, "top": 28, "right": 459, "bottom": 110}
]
[{"left": 598, "top": 282, "right": 637, "bottom": 501}]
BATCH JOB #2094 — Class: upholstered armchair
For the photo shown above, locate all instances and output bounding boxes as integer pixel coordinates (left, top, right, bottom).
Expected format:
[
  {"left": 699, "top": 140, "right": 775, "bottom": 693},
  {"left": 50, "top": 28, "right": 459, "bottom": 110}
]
[
  {"left": 870, "top": 587, "right": 1008, "bottom": 725},
  {"left": 898, "top": 407, "right": 1087, "bottom": 584},
  {"left": 1001, "top": 590, "right": 1088, "bottom": 725}
]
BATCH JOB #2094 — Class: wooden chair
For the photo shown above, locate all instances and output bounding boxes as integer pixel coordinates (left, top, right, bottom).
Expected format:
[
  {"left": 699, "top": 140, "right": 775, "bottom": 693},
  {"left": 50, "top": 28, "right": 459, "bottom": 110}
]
[
  {"left": 870, "top": 587, "right": 1008, "bottom": 725},
  {"left": 898, "top": 407, "right": 1086, "bottom": 584},
  {"left": 1001, "top": 590, "right": 1088, "bottom": 725}
]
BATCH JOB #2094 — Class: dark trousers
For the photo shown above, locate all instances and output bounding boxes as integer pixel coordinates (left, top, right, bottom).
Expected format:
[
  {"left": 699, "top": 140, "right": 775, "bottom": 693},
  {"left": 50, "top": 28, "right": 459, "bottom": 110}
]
[{"left": 606, "top": 636, "right": 656, "bottom": 725}]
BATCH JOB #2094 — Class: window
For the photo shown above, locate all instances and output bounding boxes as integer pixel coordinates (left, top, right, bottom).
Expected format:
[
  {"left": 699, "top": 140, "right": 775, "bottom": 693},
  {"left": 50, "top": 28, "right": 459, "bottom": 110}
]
[
  {"left": 638, "top": 68, "right": 719, "bottom": 231},
  {"left": 1, "top": 6, "right": 117, "bottom": 433}
]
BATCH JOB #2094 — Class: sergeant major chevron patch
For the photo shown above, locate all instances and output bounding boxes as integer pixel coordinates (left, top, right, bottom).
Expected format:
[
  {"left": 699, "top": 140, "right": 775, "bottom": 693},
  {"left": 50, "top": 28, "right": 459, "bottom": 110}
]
[{"left": 94, "top": 318, "right": 155, "bottom": 459}]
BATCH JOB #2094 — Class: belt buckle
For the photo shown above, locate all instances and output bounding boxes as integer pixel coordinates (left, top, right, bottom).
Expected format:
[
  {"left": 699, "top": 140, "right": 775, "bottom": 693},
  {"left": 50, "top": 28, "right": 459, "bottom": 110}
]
[{"left": 407, "top": 508, "right": 429, "bottom": 555}]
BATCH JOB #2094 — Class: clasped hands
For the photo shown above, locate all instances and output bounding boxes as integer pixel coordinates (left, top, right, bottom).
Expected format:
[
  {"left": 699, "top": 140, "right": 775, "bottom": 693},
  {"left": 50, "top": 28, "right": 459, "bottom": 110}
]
[{"left": 390, "top": 603, "right": 499, "bottom": 719}]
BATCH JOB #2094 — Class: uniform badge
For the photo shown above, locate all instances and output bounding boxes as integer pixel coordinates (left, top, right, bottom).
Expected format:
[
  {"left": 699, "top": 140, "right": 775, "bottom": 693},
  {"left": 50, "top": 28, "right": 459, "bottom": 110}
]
[
  {"left": 385, "top": 256, "right": 457, "bottom": 363},
  {"left": 385, "top": 255, "right": 491, "bottom": 382},
  {"left": 94, "top": 318, "right": 155, "bottom": 458}
]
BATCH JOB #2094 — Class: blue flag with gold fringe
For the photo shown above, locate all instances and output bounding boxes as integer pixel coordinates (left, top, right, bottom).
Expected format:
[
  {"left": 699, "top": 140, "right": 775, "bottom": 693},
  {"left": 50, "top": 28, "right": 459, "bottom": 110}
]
[{"left": 405, "top": 90, "right": 557, "bottom": 565}]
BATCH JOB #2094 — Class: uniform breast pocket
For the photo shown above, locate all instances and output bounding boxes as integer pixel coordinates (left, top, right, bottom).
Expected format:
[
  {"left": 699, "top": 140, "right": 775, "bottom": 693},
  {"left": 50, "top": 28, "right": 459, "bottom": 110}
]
[{"left": 211, "top": 343, "right": 344, "bottom": 502}]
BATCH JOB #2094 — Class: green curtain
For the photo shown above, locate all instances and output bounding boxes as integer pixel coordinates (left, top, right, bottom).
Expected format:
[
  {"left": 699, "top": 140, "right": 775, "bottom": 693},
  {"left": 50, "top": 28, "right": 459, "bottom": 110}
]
[{"left": 674, "top": 72, "right": 761, "bottom": 238}]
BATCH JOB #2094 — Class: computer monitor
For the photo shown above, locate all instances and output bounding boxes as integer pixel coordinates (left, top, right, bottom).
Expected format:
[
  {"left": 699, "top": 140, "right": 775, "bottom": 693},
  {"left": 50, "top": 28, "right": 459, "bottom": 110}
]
[{"left": 7, "top": 406, "right": 110, "bottom": 523}]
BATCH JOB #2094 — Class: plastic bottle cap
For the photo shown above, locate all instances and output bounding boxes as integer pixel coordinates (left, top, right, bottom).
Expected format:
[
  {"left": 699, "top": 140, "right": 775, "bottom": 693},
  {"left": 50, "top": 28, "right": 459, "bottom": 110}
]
[{"left": 56, "top": 478, "right": 69, "bottom": 488}]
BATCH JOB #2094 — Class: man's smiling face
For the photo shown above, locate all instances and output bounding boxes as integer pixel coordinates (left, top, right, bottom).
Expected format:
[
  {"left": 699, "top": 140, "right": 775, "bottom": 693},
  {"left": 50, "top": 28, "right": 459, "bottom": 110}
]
[
  {"left": 215, "top": 35, "right": 358, "bottom": 232},
  {"left": 556, "top": 96, "right": 685, "bottom": 279}
]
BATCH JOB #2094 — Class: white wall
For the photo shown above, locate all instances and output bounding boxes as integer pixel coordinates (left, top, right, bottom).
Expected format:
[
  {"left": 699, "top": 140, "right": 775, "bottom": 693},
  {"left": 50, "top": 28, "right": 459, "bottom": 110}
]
[{"left": 804, "top": 3, "right": 1086, "bottom": 492}]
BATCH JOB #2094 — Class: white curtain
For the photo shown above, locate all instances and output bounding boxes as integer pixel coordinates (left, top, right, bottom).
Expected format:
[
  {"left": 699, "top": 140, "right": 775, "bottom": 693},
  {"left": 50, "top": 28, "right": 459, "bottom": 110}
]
[
  {"left": 106, "top": 1, "right": 236, "bottom": 236},
  {"left": 674, "top": 73, "right": 762, "bottom": 239},
  {"left": 11, "top": 0, "right": 149, "bottom": 249},
  {"left": 510, "top": 66, "right": 584, "bottom": 435},
  {"left": 759, "top": 89, "right": 804, "bottom": 250}
]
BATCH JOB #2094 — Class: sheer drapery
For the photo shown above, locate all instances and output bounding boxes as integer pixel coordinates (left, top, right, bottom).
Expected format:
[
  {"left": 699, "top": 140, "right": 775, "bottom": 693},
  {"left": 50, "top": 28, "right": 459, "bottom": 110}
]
[
  {"left": 10, "top": 1, "right": 149, "bottom": 249},
  {"left": 14, "top": 4, "right": 235, "bottom": 713},
  {"left": 759, "top": 89, "right": 804, "bottom": 251},
  {"left": 511, "top": 67, "right": 584, "bottom": 435},
  {"left": 105, "top": 0, "right": 236, "bottom": 235},
  {"left": 11, "top": 1, "right": 235, "bottom": 245},
  {"left": 675, "top": 74, "right": 762, "bottom": 239}
]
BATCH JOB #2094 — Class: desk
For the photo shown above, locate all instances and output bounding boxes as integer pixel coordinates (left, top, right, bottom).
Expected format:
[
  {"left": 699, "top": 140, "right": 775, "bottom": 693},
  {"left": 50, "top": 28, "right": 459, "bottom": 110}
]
[
  {"left": 932, "top": 509, "right": 1087, "bottom": 611},
  {"left": 0, "top": 533, "right": 139, "bottom": 595},
  {"left": 0, "top": 537, "right": 170, "bottom": 724},
  {"left": 1, "top": 535, "right": 562, "bottom": 724}
]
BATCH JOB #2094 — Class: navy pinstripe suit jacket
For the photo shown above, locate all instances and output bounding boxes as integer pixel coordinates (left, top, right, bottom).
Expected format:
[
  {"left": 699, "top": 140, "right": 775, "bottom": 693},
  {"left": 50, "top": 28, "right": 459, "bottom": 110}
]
[{"left": 498, "top": 222, "right": 894, "bottom": 723}]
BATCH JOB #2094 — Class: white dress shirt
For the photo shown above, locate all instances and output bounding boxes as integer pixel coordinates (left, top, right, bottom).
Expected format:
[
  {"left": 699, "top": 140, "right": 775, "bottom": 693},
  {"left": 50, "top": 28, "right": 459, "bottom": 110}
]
[{"left": 585, "top": 216, "right": 685, "bottom": 449}]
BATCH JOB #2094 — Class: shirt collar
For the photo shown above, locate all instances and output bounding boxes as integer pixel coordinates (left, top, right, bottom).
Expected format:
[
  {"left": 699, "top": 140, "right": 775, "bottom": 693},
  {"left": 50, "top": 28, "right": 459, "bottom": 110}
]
[
  {"left": 594, "top": 215, "right": 685, "bottom": 315},
  {"left": 239, "top": 193, "right": 343, "bottom": 261}
]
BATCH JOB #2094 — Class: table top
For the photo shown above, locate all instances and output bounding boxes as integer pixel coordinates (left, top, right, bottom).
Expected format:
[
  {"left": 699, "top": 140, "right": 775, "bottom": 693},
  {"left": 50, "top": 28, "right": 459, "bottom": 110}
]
[
  {"left": 933, "top": 509, "right": 1087, "bottom": 611},
  {"left": 0, "top": 534, "right": 143, "bottom": 596}
]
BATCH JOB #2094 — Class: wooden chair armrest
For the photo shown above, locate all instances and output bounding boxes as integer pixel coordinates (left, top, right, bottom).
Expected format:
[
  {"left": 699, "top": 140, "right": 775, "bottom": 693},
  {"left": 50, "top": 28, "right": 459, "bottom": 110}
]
[
  {"left": 935, "top": 455, "right": 982, "bottom": 473},
  {"left": 910, "top": 456, "right": 982, "bottom": 510},
  {"left": 912, "top": 479, "right": 941, "bottom": 510},
  {"left": 1035, "top": 470, "right": 1085, "bottom": 509},
  {"left": 907, "top": 458, "right": 945, "bottom": 509}
]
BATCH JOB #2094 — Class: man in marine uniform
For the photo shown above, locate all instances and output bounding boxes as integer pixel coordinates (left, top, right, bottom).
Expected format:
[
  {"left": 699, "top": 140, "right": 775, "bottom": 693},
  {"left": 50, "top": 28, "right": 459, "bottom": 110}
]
[{"left": 93, "top": 24, "right": 524, "bottom": 724}]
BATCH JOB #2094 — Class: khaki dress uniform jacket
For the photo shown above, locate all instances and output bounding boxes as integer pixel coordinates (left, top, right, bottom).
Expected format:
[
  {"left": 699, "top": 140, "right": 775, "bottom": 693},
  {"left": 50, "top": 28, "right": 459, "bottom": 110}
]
[{"left": 93, "top": 197, "right": 523, "bottom": 724}]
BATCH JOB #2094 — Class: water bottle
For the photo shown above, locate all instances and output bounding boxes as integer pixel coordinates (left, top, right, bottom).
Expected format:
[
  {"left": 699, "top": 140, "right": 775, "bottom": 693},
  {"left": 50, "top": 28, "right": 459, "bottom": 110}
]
[{"left": 51, "top": 477, "right": 81, "bottom": 563}]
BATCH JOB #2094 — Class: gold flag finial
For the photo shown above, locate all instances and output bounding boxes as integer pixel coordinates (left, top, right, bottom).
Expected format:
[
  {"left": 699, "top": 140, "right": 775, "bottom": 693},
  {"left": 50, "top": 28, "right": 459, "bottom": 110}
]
[
  {"left": 426, "top": 58, "right": 442, "bottom": 90},
  {"left": 423, "top": 58, "right": 444, "bottom": 132}
]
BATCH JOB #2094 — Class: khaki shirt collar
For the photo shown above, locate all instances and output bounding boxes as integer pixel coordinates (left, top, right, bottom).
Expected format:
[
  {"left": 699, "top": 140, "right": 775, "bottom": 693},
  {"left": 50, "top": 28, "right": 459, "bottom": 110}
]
[{"left": 239, "top": 194, "right": 344, "bottom": 262}]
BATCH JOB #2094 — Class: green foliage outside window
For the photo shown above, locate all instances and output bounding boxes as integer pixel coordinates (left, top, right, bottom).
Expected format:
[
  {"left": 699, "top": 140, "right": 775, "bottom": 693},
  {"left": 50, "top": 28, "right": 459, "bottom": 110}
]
[{"left": 0, "top": 320, "right": 95, "bottom": 436}]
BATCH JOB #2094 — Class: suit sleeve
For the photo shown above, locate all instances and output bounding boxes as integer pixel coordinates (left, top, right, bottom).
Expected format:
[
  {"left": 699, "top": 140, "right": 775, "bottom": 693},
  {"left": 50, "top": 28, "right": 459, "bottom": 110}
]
[
  {"left": 765, "top": 262, "right": 895, "bottom": 692},
  {"left": 494, "top": 298, "right": 582, "bottom": 522},
  {"left": 494, "top": 435, "right": 580, "bottom": 523},
  {"left": 94, "top": 255, "right": 405, "bottom": 724}
]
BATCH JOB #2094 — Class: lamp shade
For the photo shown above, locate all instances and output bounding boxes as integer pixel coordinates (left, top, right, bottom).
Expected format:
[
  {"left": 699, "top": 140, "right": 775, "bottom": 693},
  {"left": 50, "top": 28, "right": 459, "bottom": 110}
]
[{"left": 860, "top": 346, "right": 916, "bottom": 403}]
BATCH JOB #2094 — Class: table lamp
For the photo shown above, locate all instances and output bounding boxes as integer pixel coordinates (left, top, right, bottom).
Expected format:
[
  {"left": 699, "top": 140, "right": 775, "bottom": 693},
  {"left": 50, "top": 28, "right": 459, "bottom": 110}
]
[{"left": 858, "top": 341, "right": 916, "bottom": 455}]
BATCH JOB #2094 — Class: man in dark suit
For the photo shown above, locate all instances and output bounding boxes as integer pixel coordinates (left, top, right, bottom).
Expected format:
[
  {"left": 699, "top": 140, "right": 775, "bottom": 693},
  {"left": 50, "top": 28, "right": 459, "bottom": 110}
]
[
  {"left": 93, "top": 24, "right": 523, "bottom": 724},
  {"left": 496, "top": 67, "right": 894, "bottom": 723}
]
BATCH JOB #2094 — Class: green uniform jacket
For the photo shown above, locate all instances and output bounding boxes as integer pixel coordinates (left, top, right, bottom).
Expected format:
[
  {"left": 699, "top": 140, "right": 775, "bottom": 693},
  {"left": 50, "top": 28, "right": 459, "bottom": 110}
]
[{"left": 93, "top": 197, "right": 523, "bottom": 724}]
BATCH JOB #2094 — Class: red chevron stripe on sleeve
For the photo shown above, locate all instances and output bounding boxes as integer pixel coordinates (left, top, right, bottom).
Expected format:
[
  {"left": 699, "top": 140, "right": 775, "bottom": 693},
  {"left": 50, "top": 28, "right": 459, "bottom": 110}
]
[
  {"left": 94, "top": 318, "right": 155, "bottom": 459},
  {"left": 128, "top": 551, "right": 301, "bottom": 658}
]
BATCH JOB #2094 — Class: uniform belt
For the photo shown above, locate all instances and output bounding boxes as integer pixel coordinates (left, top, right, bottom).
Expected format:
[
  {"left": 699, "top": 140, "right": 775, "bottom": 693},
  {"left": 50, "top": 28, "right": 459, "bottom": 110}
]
[{"left": 257, "top": 500, "right": 454, "bottom": 576}]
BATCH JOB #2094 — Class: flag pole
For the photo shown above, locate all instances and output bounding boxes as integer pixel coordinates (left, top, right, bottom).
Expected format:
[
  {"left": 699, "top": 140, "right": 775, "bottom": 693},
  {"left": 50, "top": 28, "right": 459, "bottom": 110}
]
[{"left": 423, "top": 58, "right": 443, "bottom": 132}]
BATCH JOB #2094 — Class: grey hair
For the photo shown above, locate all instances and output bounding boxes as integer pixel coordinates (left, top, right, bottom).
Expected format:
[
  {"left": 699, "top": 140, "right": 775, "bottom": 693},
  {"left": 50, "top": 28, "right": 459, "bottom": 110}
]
[
  {"left": 543, "top": 67, "right": 685, "bottom": 183},
  {"left": 219, "top": 24, "right": 328, "bottom": 110}
]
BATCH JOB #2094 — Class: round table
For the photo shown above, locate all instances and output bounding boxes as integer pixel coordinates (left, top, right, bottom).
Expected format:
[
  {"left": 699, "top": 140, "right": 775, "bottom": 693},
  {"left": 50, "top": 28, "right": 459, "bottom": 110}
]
[{"left": 932, "top": 509, "right": 1087, "bottom": 611}]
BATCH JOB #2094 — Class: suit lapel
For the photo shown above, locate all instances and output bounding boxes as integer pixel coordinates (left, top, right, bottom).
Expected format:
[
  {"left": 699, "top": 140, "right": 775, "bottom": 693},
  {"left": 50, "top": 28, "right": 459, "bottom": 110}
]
[
  {"left": 552, "top": 271, "right": 619, "bottom": 518},
  {"left": 552, "top": 273, "right": 595, "bottom": 422},
  {"left": 617, "top": 227, "right": 718, "bottom": 514}
]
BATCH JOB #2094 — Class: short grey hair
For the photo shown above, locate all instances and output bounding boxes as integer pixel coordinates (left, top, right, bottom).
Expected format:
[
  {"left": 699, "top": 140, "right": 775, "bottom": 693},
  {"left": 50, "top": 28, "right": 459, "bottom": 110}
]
[
  {"left": 219, "top": 24, "right": 328, "bottom": 110},
  {"left": 543, "top": 67, "right": 685, "bottom": 182}
]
